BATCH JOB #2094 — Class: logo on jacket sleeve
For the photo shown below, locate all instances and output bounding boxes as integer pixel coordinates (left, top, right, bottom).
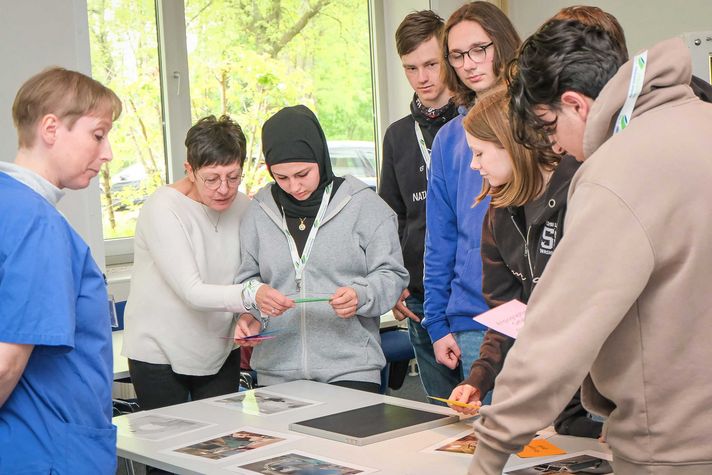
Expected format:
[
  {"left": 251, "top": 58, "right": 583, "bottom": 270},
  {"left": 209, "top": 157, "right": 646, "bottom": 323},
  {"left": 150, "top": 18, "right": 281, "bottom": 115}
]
[
  {"left": 539, "top": 221, "right": 558, "bottom": 255},
  {"left": 412, "top": 190, "right": 427, "bottom": 202}
]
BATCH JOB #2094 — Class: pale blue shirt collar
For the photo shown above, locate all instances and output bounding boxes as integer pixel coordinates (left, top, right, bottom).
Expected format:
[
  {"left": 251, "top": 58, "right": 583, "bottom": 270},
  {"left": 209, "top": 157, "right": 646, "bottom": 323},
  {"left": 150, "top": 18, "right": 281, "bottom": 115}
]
[{"left": 0, "top": 161, "right": 64, "bottom": 207}]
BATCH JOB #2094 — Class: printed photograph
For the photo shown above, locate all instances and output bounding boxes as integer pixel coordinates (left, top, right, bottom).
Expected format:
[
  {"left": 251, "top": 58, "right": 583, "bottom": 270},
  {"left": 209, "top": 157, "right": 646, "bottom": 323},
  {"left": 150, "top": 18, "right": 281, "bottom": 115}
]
[
  {"left": 234, "top": 450, "right": 377, "bottom": 474},
  {"left": 206, "top": 390, "right": 320, "bottom": 416},
  {"left": 170, "top": 428, "right": 289, "bottom": 462},
  {"left": 119, "top": 413, "right": 214, "bottom": 441},
  {"left": 423, "top": 430, "right": 479, "bottom": 457}
]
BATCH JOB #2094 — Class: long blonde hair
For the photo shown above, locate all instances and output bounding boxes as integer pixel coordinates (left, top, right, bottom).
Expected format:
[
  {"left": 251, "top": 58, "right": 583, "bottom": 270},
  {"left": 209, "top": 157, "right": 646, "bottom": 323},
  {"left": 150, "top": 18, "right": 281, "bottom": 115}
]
[{"left": 465, "top": 85, "right": 558, "bottom": 208}]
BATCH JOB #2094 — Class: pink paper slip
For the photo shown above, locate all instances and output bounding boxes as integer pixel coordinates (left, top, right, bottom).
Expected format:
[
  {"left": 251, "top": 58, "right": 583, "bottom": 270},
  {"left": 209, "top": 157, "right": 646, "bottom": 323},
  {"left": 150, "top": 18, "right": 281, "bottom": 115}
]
[{"left": 473, "top": 299, "right": 527, "bottom": 339}]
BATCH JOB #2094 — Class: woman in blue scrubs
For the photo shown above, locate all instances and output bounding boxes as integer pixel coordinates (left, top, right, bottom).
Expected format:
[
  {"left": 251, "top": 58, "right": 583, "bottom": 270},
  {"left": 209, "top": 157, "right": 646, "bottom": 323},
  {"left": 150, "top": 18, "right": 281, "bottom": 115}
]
[{"left": 0, "top": 67, "right": 121, "bottom": 475}]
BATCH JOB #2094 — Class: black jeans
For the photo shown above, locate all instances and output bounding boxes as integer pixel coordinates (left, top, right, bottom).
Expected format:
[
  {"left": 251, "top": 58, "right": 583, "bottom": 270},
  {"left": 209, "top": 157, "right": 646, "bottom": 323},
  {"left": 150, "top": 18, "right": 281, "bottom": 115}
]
[
  {"left": 330, "top": 380, "right": 381, "bottom": 394},
  {"left": 129, "top": 349, "right": 241, "bottom": 410}
]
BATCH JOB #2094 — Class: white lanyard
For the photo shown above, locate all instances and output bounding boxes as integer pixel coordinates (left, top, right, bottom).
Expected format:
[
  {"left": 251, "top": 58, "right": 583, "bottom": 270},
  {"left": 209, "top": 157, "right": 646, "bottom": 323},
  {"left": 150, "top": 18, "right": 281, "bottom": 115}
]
[
  {"left": 281, "top": 182, "right": 333, "bottom": 289},
  {"left": 614, "top": 50, "right": 647, "bottom": 134},
  {"left": 414, "top": 121, "right": 431, "bottom": 180}
]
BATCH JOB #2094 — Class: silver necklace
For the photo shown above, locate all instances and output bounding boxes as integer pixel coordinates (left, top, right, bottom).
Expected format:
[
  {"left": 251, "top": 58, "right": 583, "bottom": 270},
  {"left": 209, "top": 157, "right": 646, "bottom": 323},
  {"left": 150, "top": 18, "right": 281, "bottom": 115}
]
[{"left": 202, "top": 205, "right": 221, "bottom": 232}]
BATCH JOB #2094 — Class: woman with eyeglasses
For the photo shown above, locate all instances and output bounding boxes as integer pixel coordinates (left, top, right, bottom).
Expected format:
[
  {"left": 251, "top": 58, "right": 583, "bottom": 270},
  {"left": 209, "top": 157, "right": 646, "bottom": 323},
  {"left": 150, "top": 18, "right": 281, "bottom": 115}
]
[
  {"left": 122, "top": 115, "right": 252, "bottom": 410},
  {"left": 421, "top": 1, "right": 521, "bottom": 402}
]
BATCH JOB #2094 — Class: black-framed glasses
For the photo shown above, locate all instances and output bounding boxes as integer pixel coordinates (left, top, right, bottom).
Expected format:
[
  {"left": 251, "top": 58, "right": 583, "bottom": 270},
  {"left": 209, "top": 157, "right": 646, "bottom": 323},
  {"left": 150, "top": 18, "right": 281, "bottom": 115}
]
[
  {"left": 446, "top": 42, "right": 494, "bottom": 67},
  {"left": 198, "top": 173, "right": 244, "bottom": 190}
]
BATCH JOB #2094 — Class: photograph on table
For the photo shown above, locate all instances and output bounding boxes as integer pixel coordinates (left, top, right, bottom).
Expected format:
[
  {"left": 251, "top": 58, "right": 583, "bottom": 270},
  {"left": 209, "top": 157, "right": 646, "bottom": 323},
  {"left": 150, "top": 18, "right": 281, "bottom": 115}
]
[
  {"left": 423, "top": 429, "right": 479, "bottom": 457},
  {"left": 117, "top": 413, "right": 216, "bottom": 441},
  {"left": 504, "top": 451, "right": 613, "bottom": 474},
  {"left": 204, "top": 389, "right": 322, "bottom": 416},
  {"left": 232, "top": 449, "right": 377, "bottom": 474},
  {"left": 165, "top": 426, "right": 296, "bottom": 463}
]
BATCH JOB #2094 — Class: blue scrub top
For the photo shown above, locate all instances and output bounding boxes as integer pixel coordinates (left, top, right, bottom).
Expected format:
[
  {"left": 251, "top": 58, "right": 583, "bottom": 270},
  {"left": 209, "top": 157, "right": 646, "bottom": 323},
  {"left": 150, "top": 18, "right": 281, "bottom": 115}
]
[{"left": 0, "top": 173, "right": 116, "bottom": 474}]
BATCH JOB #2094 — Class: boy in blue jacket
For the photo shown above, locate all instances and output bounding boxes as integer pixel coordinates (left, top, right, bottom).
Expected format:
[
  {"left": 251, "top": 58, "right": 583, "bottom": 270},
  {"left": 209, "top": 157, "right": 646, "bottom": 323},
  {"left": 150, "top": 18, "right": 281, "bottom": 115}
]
[{"left": 422, "top": 2, "right": 520, "bottom": 393}]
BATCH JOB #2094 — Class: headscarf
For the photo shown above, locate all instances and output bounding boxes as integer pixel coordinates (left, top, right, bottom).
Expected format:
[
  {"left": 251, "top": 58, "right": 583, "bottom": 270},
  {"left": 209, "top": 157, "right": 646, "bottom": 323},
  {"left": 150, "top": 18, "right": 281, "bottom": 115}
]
[{"left": 262, "top": 105, "right": 343, "bottom": 218}]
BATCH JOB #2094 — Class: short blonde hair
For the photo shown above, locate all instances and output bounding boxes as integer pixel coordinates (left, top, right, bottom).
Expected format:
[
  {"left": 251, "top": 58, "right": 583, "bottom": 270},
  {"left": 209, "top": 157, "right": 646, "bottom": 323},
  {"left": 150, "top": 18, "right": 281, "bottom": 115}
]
[
  {"left": 12, "top": 67, "right": 122, "bottom": 148},
  {"left": 465, "top": 85, "right": 558, "bottom": 208}
]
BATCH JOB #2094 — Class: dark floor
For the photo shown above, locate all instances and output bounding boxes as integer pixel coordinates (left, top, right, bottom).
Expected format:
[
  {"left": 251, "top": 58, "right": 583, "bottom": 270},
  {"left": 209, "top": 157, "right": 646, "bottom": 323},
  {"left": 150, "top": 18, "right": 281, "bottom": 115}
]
[
  {"left": 387, "top": 370, "right": 428, "bottom": 402},
  {"left": 116, "top": 371, "right": 427, "bottom": 475}
]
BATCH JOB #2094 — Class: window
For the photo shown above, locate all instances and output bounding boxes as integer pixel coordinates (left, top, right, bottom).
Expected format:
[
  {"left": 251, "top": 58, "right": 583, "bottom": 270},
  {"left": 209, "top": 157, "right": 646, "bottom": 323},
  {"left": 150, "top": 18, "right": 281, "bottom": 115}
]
[
  {"left": 185, "top": 0, "right": 376, "bottom": 195},
  {"left": 328, "top": 141, "right": 377, "bottom": 190},
  {"left": 87, "top": 0, "right": 167, "bottom": 240},
  {"left": 89, "top": 0, "right": 378, "bottom": 262}
]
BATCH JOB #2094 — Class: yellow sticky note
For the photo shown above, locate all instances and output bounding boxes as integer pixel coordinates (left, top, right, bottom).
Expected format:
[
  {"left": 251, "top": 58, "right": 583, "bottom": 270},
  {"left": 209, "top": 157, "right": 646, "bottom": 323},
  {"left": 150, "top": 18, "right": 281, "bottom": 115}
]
[{"left": 517, "top": 438, "right": 567, "bottom": 458}]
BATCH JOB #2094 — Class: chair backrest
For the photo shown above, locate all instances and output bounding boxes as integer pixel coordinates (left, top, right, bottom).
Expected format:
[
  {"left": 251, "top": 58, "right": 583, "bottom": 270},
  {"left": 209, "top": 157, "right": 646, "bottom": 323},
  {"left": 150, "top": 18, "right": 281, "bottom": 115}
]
[
  {"left": 380, "top": 329, "right": 414, "bottom": 362},
  {"left": 113, "top": 300, "right": 127, "bottom": 331}
]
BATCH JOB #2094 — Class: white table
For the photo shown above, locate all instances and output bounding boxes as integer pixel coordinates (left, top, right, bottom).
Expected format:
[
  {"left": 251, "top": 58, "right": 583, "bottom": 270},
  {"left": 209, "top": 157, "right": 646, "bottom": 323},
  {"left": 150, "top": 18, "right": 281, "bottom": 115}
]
[{"left": 114, "top": 380, "right": 610, "bottom": 474}]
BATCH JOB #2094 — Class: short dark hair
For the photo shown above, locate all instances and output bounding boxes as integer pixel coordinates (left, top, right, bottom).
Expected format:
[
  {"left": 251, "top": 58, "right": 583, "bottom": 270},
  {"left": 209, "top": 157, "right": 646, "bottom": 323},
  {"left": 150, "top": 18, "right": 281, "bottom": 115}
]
[
  {"left": 508, "top": 19, "right": 626, "bottom": 147},
  {"left": 396, "top": 10, "right": 445, "bottom": 57},
  {"left": 185, "top": 115, "right": 247, "bottom": 170},
  {"left": 441, "top": 1, "right": 521, "bottom": 107}
]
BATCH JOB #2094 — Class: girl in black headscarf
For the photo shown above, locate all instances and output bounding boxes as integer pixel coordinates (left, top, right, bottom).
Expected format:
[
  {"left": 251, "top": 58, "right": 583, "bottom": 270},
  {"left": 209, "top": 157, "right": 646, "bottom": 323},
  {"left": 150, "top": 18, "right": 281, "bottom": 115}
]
[{"left": 234, "top": 105, "right": 409, "bottom": 393}]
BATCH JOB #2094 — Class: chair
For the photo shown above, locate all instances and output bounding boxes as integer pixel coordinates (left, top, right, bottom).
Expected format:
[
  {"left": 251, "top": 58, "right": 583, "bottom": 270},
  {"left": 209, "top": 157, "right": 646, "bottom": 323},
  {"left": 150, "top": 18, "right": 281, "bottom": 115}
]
[
  {"left": 113, "top": 300, "right": 127, "bottom": 331},
  {"left": 379, "top": 328, "right": 415, "bottom": 394}
]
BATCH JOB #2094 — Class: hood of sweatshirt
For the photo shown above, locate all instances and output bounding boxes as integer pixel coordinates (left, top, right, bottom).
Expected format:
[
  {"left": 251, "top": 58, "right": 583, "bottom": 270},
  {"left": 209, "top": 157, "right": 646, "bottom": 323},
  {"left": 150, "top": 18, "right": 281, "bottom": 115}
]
[
  {"left": 252, "top": 174, "right": 372, "bottom": 225},
  {"left": 584, "top": 37, "right": 693, "bottom": 159}
]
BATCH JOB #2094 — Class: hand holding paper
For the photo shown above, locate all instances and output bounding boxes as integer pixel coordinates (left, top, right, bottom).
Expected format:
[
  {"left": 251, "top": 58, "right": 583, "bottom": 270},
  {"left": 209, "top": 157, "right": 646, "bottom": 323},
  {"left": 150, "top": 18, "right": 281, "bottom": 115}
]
[
  {"left": 234, "top": 314, "right": 264, "bottom": 347},
  {"left": 446, "top": 384, "right": 482, "bottom": 415},
  {"left": 473, "top": 299, "right": 527, "bottom": 339},
  {"left": 428, "top": 395, "right": 481, "bottom": 414}
]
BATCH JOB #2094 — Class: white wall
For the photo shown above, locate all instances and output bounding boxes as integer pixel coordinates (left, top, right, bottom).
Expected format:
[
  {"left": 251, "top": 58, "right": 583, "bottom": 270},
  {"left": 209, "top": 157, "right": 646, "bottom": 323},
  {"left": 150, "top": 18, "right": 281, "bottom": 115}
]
[
  {"left": 0, "top": 0, "right": 106, "bottom": 269},
  {"left": 507, "top": 0, "right": 712, "bottom": 55}
]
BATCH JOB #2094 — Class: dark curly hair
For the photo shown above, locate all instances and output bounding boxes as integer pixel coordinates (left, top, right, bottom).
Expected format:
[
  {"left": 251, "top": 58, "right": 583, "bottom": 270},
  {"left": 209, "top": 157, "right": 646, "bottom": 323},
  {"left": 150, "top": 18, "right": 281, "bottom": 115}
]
[{"left": 507, "top": 19, "right": 626, "bottom": 148}]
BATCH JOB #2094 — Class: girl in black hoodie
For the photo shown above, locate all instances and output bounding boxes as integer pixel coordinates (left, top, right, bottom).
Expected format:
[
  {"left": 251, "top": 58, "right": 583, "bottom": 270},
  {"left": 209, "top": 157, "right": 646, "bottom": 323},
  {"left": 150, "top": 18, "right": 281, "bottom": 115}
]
[{"left": 447, "top": 85, "right": 602, "bottom": 438}]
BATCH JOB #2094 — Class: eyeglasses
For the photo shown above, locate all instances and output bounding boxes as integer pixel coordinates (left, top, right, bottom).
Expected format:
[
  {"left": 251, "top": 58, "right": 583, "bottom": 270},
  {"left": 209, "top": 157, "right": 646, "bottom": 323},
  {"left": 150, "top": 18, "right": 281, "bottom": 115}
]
[
  {"left": 446, "top": 42, "right": 494, "bottom": 67},
  {"left": 198, "top": 173, "right": 244, "bottom": 190}
]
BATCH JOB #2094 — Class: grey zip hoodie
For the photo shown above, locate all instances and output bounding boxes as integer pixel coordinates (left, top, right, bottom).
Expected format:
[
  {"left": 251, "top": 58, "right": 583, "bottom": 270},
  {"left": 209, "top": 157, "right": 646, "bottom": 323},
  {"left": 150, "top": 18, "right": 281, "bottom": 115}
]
[{"left": 236, "top": 175, "right": 409, "bottom": 386}]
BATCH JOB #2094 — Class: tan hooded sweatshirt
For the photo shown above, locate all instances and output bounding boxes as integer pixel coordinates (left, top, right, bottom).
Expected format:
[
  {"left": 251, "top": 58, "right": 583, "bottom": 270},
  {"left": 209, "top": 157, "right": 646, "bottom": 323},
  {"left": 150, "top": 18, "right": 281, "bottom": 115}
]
[{"left": 470, "top": 37, "right": 712, "bottom": 474}]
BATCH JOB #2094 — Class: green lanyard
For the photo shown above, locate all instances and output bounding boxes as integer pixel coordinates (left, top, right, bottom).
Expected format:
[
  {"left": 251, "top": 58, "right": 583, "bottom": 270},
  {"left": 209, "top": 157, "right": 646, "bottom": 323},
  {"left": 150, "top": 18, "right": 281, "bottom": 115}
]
[
  {"left": 281, "top": 182, "right": 333, "bottom": 290},
  {"left": 614, "top": 51, "right": 647, "bottom": 134}
]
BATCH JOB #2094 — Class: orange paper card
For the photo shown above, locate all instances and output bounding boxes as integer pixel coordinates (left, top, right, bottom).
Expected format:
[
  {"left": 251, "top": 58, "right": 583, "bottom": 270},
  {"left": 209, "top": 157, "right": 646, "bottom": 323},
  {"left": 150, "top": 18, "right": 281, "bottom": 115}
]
[{"left": 517, "top": 439, "right": 567, "bottom": 458}]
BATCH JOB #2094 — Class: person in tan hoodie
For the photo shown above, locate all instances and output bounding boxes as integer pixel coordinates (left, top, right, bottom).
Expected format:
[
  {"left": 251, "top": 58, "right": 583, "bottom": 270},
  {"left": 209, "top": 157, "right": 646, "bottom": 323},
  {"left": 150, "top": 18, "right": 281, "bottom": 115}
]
[{"left": 469, "top": 19, "right": 712, "bottom": 475}]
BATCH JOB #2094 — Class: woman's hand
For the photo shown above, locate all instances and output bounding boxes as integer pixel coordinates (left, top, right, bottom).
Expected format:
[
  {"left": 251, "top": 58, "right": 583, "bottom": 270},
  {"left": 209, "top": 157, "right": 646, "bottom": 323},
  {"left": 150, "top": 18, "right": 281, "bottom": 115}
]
[
  {"left": 255, "top": 285, "right": 294, "bottom": 317},
  {"left": 330, "top": 287, "right": 358, "bottom": 318},
  {"left": 234, "top": 314, "right": 263, "bottom": 347},
  {"left": 448, "top": 384, "right": 482, "bottom": 415}
]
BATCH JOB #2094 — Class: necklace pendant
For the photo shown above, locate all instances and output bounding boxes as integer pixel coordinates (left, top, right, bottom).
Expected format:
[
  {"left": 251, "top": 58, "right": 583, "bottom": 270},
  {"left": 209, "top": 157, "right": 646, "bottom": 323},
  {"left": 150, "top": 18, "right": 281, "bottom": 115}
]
[{"left": 298, "top": 222, "right": 306, "bottom": 231}]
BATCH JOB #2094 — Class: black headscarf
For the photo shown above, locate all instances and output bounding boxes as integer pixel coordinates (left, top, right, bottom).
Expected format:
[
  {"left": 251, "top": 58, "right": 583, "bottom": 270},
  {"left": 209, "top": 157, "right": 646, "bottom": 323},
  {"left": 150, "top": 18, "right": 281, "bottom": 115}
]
[{"left": 262, "top": 105, "right": 343, "bottom": 218}]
